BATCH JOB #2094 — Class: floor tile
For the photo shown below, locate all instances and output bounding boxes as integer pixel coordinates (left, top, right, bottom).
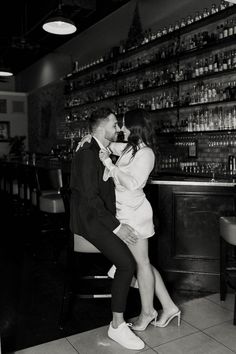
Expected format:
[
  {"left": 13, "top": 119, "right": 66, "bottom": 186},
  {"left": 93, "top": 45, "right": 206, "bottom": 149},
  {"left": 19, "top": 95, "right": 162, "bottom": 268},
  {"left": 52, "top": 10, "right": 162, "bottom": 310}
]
[
  {"left": 154, "top": 331, "right": 235, "bottom": 354},
  {"left": 204, "top": 320, "right": 236, "bottom": 352},
  {"left": 206, "top": 293, "right": 235, "bottom": 311},
  {"left": 180, "top": 297, "right": 233, "bottom": 330},
  {"left": 67, "top": 326, "right": 149, "bottom": 354},
  {"left": 135, "top": 319, "right": 198, "bottom": 348},
  {"left": 13, "top": 338, "right": 78, "bottom": 354}
]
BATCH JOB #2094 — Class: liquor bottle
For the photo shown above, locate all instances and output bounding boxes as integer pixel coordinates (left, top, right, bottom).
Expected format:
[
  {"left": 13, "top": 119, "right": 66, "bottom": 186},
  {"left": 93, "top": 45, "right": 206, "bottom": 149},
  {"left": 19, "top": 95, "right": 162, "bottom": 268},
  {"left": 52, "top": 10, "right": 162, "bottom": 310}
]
[
  {"left": 219, "top": 24, "right": 224, "bottom": 40},
  {"left": 194, "top": 11, "right": 201, "bottom": 21},
  {"left": 208, "top": 55, "right": 214, "bottom": 72},
  {"left": 223, "top": 20, "right": 229, "bottom": 38},
  {"left": 223, "top": 53, "right": 228, "bottom": 70},
  {"left": 228, "top": 19, "right": 234, "bottom": 36},
  {"left": 219, "top": 0, "right": 227, "bottom": 11},
  {"left": 233, "top": 50, "right": 236, "bottom": 68},
  {"left": 168, "top": 24, "right": 174, "bottom": 33},
  {"left": 211, "top": 4, "right": 218, "bottom": 14},
  {"left": 195, "top": 59, "right": 200, "bottom": 77},
  {"left": 203, "top": 8, "right": 210, "bottom": 18},
  {"left": 199, "top": 59, "right": 204, "bottom": 76},
  {"left": 234, "top": 18, "right": 236, "bottom": 35},
  {"left": 213, "top": 54, "right": 219, "bottom": 72}
]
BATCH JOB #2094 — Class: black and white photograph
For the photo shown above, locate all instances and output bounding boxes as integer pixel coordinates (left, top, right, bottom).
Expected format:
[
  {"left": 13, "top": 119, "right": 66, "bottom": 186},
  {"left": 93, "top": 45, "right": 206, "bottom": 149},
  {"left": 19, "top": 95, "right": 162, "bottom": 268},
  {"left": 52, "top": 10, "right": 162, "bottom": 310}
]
[{"left": 0, "top": 1, "right": 236, "bottom": 353}]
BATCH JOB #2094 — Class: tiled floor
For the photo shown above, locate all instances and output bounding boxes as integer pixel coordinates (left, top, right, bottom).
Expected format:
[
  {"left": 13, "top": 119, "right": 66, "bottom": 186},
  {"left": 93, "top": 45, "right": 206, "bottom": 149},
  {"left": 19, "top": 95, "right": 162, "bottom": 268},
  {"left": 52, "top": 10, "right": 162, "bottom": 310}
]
[{"left": 12, "top": 293, "right": 236, "bottom": 354}]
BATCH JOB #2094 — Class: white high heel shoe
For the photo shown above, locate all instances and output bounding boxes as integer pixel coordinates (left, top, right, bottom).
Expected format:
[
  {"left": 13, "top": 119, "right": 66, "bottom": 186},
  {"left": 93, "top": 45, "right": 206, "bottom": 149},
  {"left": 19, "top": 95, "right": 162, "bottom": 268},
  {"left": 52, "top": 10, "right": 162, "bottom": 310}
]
[
  {"left": 151, "top": 310, "right": 181, "bottom": 328},
  {"left": 132, "top": 310, "right": 158, "bottom": 331}
]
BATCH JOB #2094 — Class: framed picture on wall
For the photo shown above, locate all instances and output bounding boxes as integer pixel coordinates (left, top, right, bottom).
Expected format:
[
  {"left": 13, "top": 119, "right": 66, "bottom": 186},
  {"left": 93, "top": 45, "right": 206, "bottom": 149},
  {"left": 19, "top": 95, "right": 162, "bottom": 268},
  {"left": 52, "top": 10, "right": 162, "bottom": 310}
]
[{"left": 0, "top": 121, "right": 10, "bottom": 141}]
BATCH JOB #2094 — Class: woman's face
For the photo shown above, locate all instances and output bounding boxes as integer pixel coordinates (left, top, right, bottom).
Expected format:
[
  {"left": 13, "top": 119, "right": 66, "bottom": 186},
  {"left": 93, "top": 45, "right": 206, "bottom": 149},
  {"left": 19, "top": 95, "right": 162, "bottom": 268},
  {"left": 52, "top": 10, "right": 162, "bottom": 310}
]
[{"left": 121, "top": 118, "right": 131, "bottom": 140}]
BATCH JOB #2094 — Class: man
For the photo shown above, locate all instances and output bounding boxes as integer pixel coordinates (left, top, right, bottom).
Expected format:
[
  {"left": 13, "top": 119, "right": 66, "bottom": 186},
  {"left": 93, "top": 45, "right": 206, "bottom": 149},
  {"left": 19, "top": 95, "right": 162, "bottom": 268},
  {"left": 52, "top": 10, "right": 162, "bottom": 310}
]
[{"left": 70, "top": 106, "right": 145, "bottom": 350}]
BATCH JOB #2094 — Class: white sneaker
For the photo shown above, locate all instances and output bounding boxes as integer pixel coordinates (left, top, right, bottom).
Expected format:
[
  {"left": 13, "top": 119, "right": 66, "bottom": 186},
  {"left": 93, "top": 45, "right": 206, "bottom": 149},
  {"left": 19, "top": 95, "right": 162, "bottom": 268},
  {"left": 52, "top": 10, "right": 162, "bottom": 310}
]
[{"left": 108, "top": 322, "right": 145, "bottom": 350}]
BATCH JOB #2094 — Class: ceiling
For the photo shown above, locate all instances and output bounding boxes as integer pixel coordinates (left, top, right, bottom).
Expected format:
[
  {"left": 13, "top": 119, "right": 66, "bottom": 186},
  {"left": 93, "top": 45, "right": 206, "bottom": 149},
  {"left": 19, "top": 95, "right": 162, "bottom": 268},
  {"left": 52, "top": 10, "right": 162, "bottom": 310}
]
[{"left": 0, "top": 0, "right": 130, "bottom": 77}]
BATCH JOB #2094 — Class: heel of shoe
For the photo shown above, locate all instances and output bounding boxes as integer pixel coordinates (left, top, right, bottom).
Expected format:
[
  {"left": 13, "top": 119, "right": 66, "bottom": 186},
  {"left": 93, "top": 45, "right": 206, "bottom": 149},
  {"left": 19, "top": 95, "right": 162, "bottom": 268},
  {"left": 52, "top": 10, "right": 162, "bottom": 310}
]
[
  {"left": 152, "top": 310, "right": 158, "bottom": 327},
  {"left": 177, "top": 311, "right": 181, "bottom": 326}
]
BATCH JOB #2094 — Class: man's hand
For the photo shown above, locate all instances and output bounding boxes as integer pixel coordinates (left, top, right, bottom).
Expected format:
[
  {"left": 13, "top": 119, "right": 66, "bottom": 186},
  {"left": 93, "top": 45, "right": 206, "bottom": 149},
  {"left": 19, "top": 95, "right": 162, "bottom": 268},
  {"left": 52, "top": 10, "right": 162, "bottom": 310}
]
[{"left": 116, "top": 224, "right": 138, "bottom": 245}]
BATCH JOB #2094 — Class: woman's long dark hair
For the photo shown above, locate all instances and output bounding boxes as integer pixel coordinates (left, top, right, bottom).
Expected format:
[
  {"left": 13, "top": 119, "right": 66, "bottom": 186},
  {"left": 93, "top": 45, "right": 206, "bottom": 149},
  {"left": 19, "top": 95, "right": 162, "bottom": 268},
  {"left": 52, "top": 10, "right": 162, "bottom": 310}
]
[
  {"left": 122, "top": 109, "right": 160, "bottom": 173},
  {"left": 123, "top": 108, "right": 156, "bottom": 149}
]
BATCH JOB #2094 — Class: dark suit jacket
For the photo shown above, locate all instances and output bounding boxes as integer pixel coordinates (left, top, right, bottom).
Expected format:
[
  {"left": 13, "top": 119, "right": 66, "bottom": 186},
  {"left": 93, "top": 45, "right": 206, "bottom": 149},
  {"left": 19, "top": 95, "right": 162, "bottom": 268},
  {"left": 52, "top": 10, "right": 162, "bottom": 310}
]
[{"left": 70, "top": 137, "right": 120, "bottom": 240}]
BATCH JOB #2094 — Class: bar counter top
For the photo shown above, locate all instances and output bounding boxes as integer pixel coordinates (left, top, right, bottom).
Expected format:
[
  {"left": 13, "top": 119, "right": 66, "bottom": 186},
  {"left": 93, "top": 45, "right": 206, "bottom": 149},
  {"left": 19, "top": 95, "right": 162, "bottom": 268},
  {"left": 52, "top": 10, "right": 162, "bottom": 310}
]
[{"left": 149, "top": 176, "right": 236, "bottom": 187}]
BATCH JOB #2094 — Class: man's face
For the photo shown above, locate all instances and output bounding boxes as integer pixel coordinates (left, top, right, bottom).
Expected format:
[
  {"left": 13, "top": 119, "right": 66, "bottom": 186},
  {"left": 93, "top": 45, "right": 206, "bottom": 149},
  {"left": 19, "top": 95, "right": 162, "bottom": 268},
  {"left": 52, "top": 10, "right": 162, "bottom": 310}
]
[{"left": 103, "top": 113, "right": 120, "bottom": 142}]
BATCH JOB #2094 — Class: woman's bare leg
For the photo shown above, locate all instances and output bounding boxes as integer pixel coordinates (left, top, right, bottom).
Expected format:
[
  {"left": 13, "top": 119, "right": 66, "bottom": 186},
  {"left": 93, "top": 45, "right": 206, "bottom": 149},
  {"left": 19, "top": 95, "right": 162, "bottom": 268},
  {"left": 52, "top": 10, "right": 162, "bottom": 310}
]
[
  {"left": 151, "top": 265, "right": 179, "bottom": 324},
  {"left": 128, "top": 239, "right": 156, "bottom": 326}
]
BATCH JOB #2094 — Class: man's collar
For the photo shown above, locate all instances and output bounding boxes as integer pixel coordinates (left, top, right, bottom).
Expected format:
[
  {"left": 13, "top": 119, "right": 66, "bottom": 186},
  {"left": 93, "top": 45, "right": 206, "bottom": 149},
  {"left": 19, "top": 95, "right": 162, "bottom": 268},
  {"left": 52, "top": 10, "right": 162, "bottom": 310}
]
[{"left": 92, "top": 136, "right": 107, "bottom": 150}]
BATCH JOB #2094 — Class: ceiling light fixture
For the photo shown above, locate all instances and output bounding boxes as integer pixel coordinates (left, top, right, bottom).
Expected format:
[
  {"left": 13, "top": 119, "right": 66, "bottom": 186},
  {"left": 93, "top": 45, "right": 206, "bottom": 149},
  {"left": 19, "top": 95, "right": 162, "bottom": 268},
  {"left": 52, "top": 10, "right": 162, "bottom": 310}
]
[
  {"left": 42, "top": 1, "right": 77, "bottom": 35},
  {"left": 0, "top": 64, "right": 13, "bottom": 77},
  {"left": 0, "top": 70, "right": 13, "bottom": 77},
  {"left": 225, "top": 0, "right": 236, "bottom": 3}
]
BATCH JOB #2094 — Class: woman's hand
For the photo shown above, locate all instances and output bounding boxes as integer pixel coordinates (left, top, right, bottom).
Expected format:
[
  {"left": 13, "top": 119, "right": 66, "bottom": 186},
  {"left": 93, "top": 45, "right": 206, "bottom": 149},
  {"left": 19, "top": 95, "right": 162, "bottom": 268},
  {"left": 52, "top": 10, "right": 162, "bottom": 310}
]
[
  {"left": 76, "top": 134, "right": 92, "bottom": 151},
  {"left": 99, "top": 149, "right": 110, "bottom": 163}
]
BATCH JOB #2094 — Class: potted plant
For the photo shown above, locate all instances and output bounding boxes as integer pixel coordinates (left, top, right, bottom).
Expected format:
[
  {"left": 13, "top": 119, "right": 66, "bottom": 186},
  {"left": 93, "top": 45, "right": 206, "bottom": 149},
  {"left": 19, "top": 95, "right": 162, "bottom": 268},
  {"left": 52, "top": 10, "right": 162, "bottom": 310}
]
[{"left": 8, "top": 135, "right": 26, "bottom": 158}]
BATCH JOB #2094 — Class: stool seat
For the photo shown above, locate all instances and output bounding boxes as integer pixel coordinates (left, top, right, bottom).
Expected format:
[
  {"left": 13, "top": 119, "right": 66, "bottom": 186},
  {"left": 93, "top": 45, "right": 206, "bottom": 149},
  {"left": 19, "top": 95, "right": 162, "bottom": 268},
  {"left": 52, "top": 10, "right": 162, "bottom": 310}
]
[
  {"left": 39, "top": 192, "right": 65, "bottom": 213},
  {"left": 219, "top": 216, "right": 236, "bottom": 246},
  {"left": 74, "top": 234, "right": 100, "bottom": 253}
]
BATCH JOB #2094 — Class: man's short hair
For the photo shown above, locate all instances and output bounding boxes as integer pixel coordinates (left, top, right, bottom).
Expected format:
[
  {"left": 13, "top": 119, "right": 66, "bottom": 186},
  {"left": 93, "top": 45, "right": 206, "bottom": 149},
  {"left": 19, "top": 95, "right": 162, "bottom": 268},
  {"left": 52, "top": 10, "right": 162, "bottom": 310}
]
[{"left": 89, "top": 106, "right": 114, "bottom": 132}]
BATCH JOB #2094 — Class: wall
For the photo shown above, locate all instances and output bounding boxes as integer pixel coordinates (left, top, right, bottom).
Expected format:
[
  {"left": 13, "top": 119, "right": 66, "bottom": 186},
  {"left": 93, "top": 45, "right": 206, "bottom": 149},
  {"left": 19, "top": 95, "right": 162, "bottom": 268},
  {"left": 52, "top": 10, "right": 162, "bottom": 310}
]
[
  {"left": 28, "top": 81, "right": 64, "bottom": 154},
  {"left": 0, "top": 77, "right": 15, "bottom": 92},
  {"left": 0, "top": 92, "right": 28, "bottom": 157}
]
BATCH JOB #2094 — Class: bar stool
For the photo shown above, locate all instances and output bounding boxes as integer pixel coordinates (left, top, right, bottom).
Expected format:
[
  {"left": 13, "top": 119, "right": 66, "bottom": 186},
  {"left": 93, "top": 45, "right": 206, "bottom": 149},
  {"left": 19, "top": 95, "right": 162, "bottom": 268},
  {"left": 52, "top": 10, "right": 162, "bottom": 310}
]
[
  {"left": 58, "top": 186, "right": 112, "bottom": 330},
  {"left": 219, "top": 216, "right": 236, "bottom": 325}
]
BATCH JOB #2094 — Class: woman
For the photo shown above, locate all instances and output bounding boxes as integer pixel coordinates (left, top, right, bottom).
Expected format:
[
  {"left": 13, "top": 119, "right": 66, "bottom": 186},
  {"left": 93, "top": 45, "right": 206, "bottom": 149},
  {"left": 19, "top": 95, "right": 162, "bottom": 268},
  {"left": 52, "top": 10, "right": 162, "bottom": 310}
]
[{"left": 79, "top": 108, "right": 180, "bottom": 330}]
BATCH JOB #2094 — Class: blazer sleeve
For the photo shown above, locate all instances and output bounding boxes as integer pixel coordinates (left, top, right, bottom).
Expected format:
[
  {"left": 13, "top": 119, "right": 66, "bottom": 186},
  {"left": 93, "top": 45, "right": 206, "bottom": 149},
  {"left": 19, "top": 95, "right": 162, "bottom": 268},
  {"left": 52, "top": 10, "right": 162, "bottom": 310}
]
[
  {"left": 71, "top": 149, "right": 120, "bottom": 232},
  {"left": 109, "top": 148, "right": 155, "bottom": 191}
]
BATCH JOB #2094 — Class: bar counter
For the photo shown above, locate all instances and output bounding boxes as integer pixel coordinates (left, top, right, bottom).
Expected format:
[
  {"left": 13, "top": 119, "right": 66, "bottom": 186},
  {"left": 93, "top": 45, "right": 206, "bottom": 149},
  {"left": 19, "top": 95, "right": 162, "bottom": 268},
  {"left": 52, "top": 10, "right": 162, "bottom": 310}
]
[
  {"left": 146, "top": 175, "right": 236, "bottom": 293},
  {"left": 149, "top": 176, "right": 236, "bottom": 187}
]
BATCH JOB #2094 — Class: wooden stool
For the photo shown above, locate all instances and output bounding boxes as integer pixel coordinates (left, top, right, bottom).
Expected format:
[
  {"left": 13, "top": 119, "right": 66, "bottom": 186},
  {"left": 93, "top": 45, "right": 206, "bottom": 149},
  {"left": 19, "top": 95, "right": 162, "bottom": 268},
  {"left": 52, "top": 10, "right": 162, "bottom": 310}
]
[{"left": 219, "top": 216, "right": 236, "bottom": 325}]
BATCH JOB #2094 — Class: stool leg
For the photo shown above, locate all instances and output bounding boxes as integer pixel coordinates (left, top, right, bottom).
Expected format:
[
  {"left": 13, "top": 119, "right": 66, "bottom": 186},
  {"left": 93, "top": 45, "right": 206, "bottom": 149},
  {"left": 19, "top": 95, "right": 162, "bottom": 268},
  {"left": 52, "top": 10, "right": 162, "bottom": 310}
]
[
  {"left": 220, "top": 237, "right": 227, "bottom": 301},
  {"left": 234, "top": 292, "right": 236, "bottom": 326}
]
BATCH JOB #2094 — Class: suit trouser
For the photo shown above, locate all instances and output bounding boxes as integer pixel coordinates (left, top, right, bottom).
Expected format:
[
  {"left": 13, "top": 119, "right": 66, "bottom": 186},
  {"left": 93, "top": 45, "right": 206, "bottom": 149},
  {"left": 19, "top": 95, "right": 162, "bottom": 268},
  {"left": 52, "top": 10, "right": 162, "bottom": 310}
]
[{"left": 86, "top": 230, "right": 136, "bottom": 313}]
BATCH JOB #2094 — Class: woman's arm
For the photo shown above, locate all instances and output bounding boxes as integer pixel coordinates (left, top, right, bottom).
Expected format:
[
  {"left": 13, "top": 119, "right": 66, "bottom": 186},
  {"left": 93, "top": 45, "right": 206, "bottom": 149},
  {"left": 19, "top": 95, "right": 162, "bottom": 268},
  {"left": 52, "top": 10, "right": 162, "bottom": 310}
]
[
  {"left": 102, "top": 148, "right": 155, "bottom": 190},
  {"left": 108, "top": 142, "right": 127, "bottom": 156}
]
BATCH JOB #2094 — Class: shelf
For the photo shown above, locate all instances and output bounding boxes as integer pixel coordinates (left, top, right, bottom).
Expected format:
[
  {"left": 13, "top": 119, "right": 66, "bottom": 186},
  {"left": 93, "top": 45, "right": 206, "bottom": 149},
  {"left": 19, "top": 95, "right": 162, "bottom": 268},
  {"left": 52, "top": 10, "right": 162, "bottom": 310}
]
[
  {"left": 64, "top": 6, "right": 236, "bottom": 81},
  {"left": 179, "top": 99, "right": 236, "bottom": 110},
  {"left": 157, "top": 129, "right": 236, "bottom": 136},
  {"left": 64, "top": 35, "right": 236, "bottom": 96},
  {"left": 177, "top": 67, "right": 236, "bottom": 85},
  {"left": 178, "top": 34, "right": 236, "bottom": 61},
  {"left": 64, "top": 81, "right": 178, "bottom": 110}
]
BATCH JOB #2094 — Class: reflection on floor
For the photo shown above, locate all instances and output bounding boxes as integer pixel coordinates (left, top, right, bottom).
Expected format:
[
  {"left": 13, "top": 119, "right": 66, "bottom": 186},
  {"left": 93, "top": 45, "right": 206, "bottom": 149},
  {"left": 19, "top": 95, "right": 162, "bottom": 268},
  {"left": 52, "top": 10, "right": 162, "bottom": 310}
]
[
  {"left": 12, "top": 293, "right": 236, "bottom": 354},
  {"left": 1, "top": 191, "right": 233, "bottom": 354}
]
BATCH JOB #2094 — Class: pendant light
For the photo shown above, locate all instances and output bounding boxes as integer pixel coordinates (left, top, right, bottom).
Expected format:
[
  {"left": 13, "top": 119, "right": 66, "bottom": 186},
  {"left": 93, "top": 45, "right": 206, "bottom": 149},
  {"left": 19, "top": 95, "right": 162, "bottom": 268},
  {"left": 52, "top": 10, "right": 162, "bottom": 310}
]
[
  {"left": 0, "top": 59, "right": 13, "bottom": 77},
  {"left": 42, "top": 0, "right": 77, "bottom": 35},
  {"left": 0, "top": 69, "right": 13, "bottom": 77}
]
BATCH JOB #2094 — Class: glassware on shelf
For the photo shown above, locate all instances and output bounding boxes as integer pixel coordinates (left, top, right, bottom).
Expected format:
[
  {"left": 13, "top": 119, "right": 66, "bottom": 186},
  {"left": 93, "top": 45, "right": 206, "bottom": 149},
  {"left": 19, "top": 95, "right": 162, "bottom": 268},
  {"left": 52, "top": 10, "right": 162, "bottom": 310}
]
[{"left": 208, "top": 162, "right": 220, "bottom": 182}]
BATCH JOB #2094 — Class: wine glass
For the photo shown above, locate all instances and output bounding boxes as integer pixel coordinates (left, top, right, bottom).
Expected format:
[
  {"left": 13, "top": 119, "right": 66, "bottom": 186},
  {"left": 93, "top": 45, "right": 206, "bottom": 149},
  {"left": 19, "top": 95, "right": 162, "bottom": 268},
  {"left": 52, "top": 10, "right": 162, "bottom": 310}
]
[{"left": 208, "top": 162, "right": 219, "bottom": 182}]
